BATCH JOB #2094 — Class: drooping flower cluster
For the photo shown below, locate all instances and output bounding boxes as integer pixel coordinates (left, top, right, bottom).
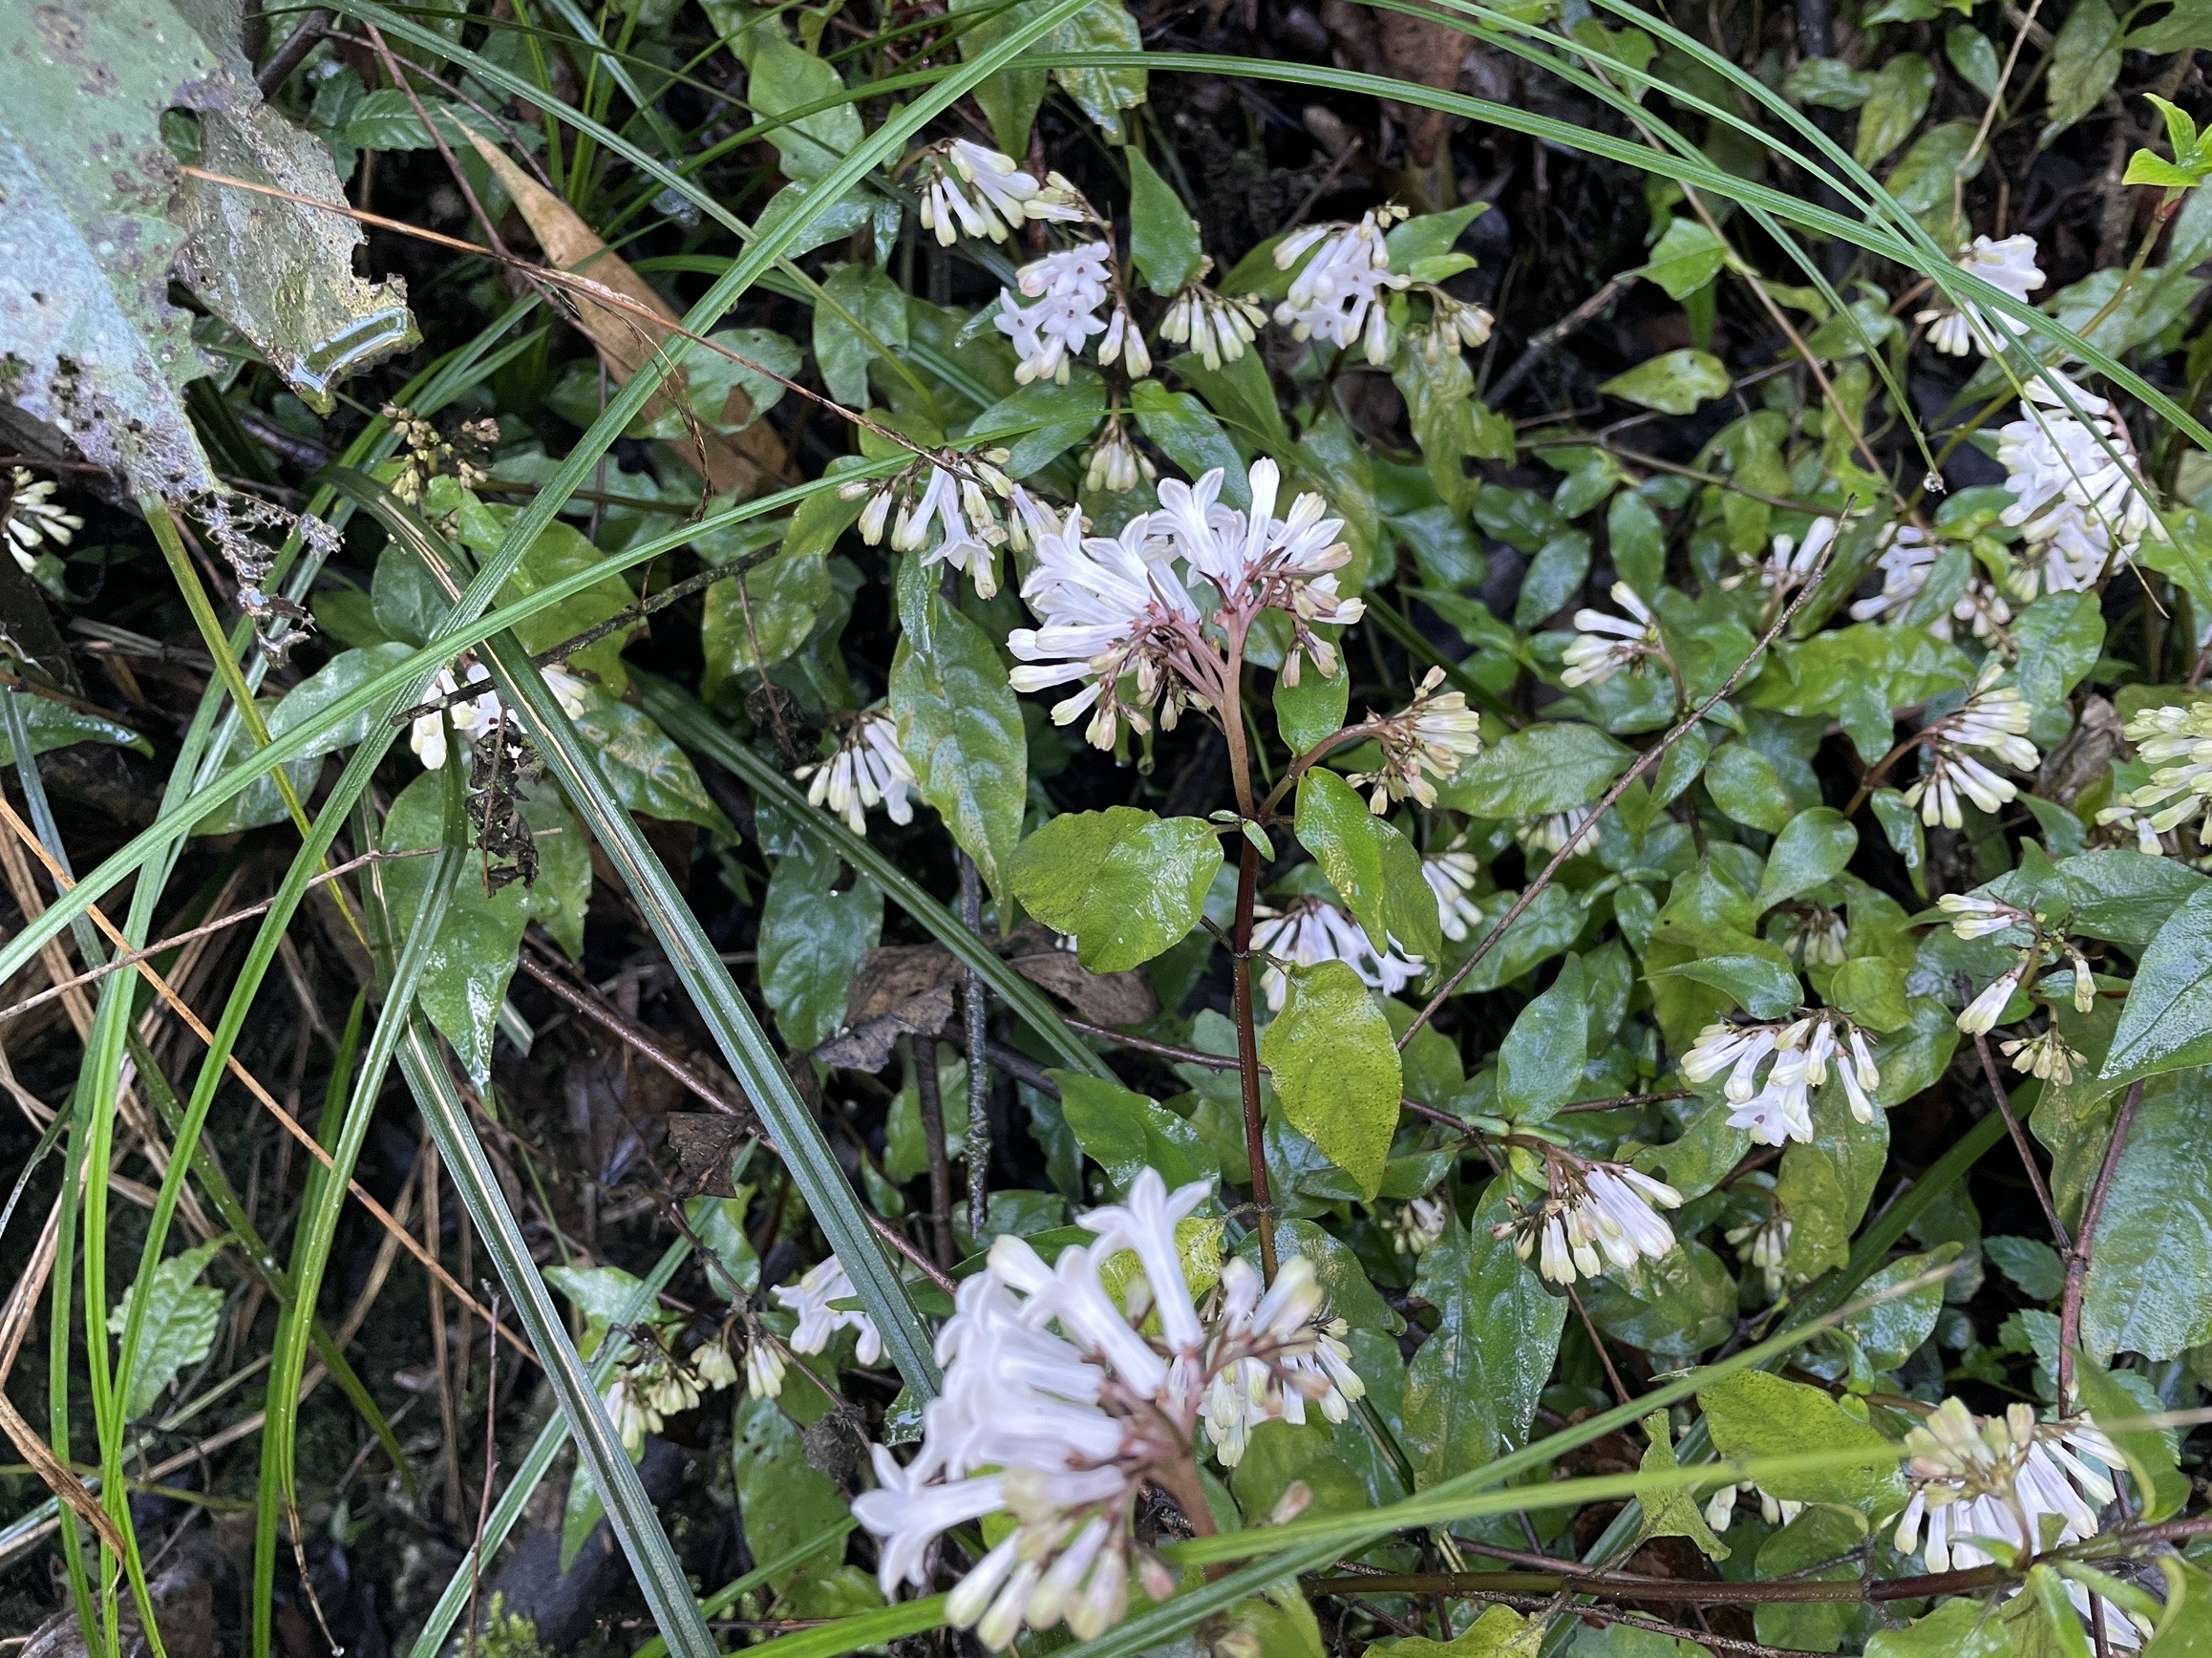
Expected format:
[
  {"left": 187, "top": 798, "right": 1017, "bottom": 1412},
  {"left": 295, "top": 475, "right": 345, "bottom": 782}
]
[
  {"left": 775, "top": 1254, "right": 886, "bottom": 1368},
  {"left": 1997, "top": 372, "right": 2159, "bottom": 594},
  {"left": 1561, "top": 583, "right": 1665, "bottom": 689},
  {"left": 1410, "top": 288, "right": 1495, "bottom": 360},
  {"left": 606, "top": 1331, "right": 744, "bottom": 1453},
  {"left": 1083, "top": 418, "right": 1155, "bottom": 495},
  {"left": 1005, "top": 459, "right": 1361, "bottom": 751},
  {"left": 409, "top": 657, "right": 589, "bottom": 770},
  {"left": 851, "top": 1172, "right": 1362, "bottom": 1648},
  {"left": 1250, "top": 893, "right": 1423, "bottom": 1009},
  {"left": 1493, "top": 1156, "right": 1684, "bottom": 1286},
  {"left": 1848, "top": 522, "right": 2012, "bottom": 644},
  {"left": 1914, "top": 235, "right": 2047, "bottom": 358},
  {"left": 914, "top": 139, "right": 1081, "bottom": 245},
  {"left": 1385, "top": 1194, "right": 1449, "bottom": 1256},
  {"left": 995, "top": 242, "right": 1147, "bottom": 385},
  {"left": 382, "top": 403, "right": 498, "bottom": 506},
  {"left": 2100, "top": 699, "right": 2212, "bottom": 850},
  {"left": 1725, "top": 1207, "right": 1793, "bottom": 1297},
  {"left": 1680, "top": 1010, "right": 1881, "bottom": 1145},
  {"left": 1904, "top": 662, "right": 2040, "bottom": 829},
  {"left": 1703, "top": 1482, "right": 1805, "bottom": 1533},
  {"left": 846, "top": 448, "right": 1020, "bottom": 599},
  {"left": 1159, "top": 280, "right": 1268, "bottom": 371},
  {"left": 3, "top": 468, "right": 80, "bottom": 572},
  {"left": 796, "top": 709, "right": 918, "bottom": 834},
  {"left": 1421, "top": 849, "right": 1484, "bottom": 942},
  {"left": 1519, "top": 806, "right": 1596, "bottom": 859},
  {"left": 1934, "top": 892, "right": 2097, "bottom": 1042},
  {"left": 1895, "top": 1400, "right": 2139, "bottom": 1644},
  {"left": 1345, "top": 668, "right": 1484, "bottom": 811},
  {"left": 1272, "top": 207, "right": 1411, "bottom": 363},
  {"left": 1726, "top": 517, "right": 1838, "bottom": 600}
]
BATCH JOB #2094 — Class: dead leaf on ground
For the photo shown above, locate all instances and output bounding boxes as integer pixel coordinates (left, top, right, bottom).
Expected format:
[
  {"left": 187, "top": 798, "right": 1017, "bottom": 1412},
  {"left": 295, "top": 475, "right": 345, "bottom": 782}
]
[
  {"left": 667, "top": 1112, "right": 753, "bottom": 1197},
  {"left": 817, "top": 982, "right": 956, "bottom": 1073}
]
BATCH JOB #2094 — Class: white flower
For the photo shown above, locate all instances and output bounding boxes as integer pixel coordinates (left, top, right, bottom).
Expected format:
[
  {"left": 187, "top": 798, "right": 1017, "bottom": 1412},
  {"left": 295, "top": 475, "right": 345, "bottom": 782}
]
[
  {"left": 1997, "top": 372, "right": 2158, "bottom": 593},
  {"left": 1916, "top": 235, "right": 2046, "bottom": 357},
  {"left": 996, "top": 242, "right": 1114, "bottom": 385},
  {"left": 1084, "top": 418, "right": 1155, "bottom": 495},
  {"left": 2002, "top": 1026, "right": 2084, "bottom": 1083},
  {"left": 1250, "top": 894, "right": 1423, "bottom": 1010},
  {"left": 1153, "top": 459, "right": 1363, "bottom": 648},
  {"left": 1561, "top": 583, "right": 1663, "bottom": 689},
  {"left": 1684, "top": 1012, "right": 1881, "bottom": 1144},
  {"left": 773, "top": 1256, "right": 884, "bottom": 1367},
  {"left": 1346, "top": 668, "right": 1484, "bottom": 810},
  {"left": 1413, "top": 288, "right": 1494, "bottom": 358},
  {"left": 1421, "top": 850, "right": 1484, "bottom": 942},
  {"left": 410, "top": 659, "right": 587, "bottom": 770},
  {"left": 2111, "top": 699, "right": 2212, "bottom": 845},
  {"left": 1272, "top": 207, "right": 1411, "bottom": 363},
  {"left": 1159, "top": 284, "right": 1266, "bottom": 372},
  {"left": 2095, "top": 796, "right": 2169, "bottom": 856},
  {"left": 847, "top": 451, "right": 1016, "bottom": 598},
  {"left": 1726, "top": 517, "right": 1837, "bottom": 598},
  {"left": 1849, "top": 521, "right": 2014, "bottom": 644},
  {"left": 851, "top": 1172, "right": 1363, "bottom": 1647},
  {"left": 1957, "top": 961, "right": 2026, "bottom": 1035},
  {"left": 1518, "top": 807, "right": 1596, "bottom": 858},
  {"left": 1385, "top": 1194, "right": 1449, "bottom": 1256},
  {"left": 1937, "top": 892, "right": 2031, "bottom": 940},
  {"left": 796, "top": 709, "right": 918, "bottom": 835},
  {"left": 1904, "top": 663, "right": 2040, "bottom": 829},
  {"left": 1098, "top": 302, "right": 1149, "bottom": 379},
  {"left": 1787, "top": 906, "right": 1849, "bottom": 967},
  {"left": 917, "top": 139, "right": 1082, "bottom": 244},
  {"left": 607, "top": 1371, "right": 662, "bottom": 1453},
  {"left": 692, "top": 1339, "right": 738, "bottom": 1392},
  {"left": 1726, "top": 1210, "right": 1793, "bottom": 1296},
  {"left": 3, "top": 469, "right": 80, "bottom": 571},
  {"left": 1007, "top": 505, "right": 1203, "bottom": 750},
  {"left": 744, "top": 1338, "right": 788, "bottom": 1399},
  {"left": 1496, "top": 1159, "right": 1683, "bottom": 1286},
  {"left": 1894, "top": 1400, "right": 2121, "bottom": 1580}
]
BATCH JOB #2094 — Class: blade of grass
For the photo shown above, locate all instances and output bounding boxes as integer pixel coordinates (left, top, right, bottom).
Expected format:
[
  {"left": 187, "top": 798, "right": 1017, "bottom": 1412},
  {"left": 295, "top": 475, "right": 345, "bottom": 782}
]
[
  {"left": 636, "top": 670, "right": 1114, "bottom": 1082},
  {"left": 628, "top": 1523, "right": 858, "bottom": 1658},
  {"left": 247, "top": 754, "right": 466, "bottom": 1658}
]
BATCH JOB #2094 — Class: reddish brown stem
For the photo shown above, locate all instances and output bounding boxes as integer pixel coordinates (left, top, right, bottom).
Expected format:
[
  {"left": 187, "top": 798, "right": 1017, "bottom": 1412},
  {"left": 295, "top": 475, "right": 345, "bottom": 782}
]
[
  {"left": 2058, "top": 1077, "right": 2144, "bottom": 1406},
  {"left": 1231, "top": 836, "right": 1278, "bottom": 1284}
]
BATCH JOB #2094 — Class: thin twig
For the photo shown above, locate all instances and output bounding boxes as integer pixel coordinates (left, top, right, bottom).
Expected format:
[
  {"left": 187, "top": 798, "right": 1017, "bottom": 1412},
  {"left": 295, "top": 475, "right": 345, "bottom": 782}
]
[
  {"left": 2057, "top": 1078, "right": 2143, "bottom": 1406},
  {"left": 914, "top": 1037, "right": 955, "bottom": 1271},
  {"left": 1968, "top": 1018, "right": 2071, "bottom": 1253},
  {"left": 1402, "top": 533, "right": 1839, "bottom": 1043},
  {"left": 1484, "top": 271, "right": 1635, "bottom": 402},
  {"left": 958, "top": 855, "right": 991, "bottom": 1240}
]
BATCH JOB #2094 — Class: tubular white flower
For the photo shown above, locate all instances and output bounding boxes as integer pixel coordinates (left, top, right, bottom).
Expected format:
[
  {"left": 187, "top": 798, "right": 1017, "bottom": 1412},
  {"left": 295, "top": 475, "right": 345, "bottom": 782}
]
[
  {"left": 1998, "top": 371, "right": 2158, "bottom": 592},
  {"left": 1250, "top": 894, "right": 1423, "bottom": 1009},
  {"left": 2003, "top": 1026, "right": 2084, "bottom": 1084},
  {"left": 409, "top": 658, "right": 572, "bottom": 770},
  {"left": 1915, "top": 235, "right": 2046, "bottom": 357},
  {"left": 1272, "top": 207, "right": 1410, "bottom": 363},
  {"left": 1905, "top": 664, "right": 2040, "bottom": 828},
  {"left": 1937, "top": 892, "right": 2029, "bottom": 940},
  {"left": 1688, "top": 1013, "right": 1880, "bottom": 1145},
  {"left": 743, "top": 1338, "right": 787, "bottom": 1399},
  {"left": 773, "top": 1256, "right": 884, "bottom": 1367},
  {"left": 1347, "top": 668, "right": 1484, "bottom": 810},
  {"left": 1726, "top": 517, "right": 1837, "bottom": 597},
  {"left": 1726, "top": 1210, "right": 1793, "bottom": 1296},
  {"left": 1956, "top": 962, "right": 2026, "bottom": 1035},
  {"left": 2112, "top": 699, "right": 2212, "bottom": 846},
  {"left": 1386, "top": 1194, "right": 1449, "bottom": 1256},
  {"left": 3, "top": 468, "right": 80, "bottom": 570},
  {"left": 1159, "top": 284, "right": 1266, "bottom": 372},
  {"left": 692, "top": 1338, "right": 738, "bottom": 1392},
  {"left": 1421, "top": 850, "right": 1484, "bottom": 942},
  {"left": 1496, "top": 1158, "right": 1683, "bottom": 1286},
  {"left": 848, "top": 450, "right": 1015, "bottom": 598},
  {"left": 1518, "top": 807, "right": 1596, "bottom": 858},
  {"left": 916, "top": 140, "right": 1081, "bottom": 244},
  {"left": 996, "top": 242, "right": 1115, "bottom": 384},
  {"left": 1561, "top": 583, "right": 1663, "bottom": 689},
  {"left": 796, "top": 708, "right": 917, "bottom": 834},
  {"left": 1084, "top": 418, "right": 1156, "bottom": 495}
]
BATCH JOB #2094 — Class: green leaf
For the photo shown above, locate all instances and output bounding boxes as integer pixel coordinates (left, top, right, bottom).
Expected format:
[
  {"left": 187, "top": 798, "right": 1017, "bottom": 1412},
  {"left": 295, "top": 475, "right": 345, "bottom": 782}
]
[
  {"left": 1755, "top": 808, "right": 1858, "bottom": 911},
  {"left": 2043, "top": 0, "right": 2123, "bottom": 145},
  {"left": 1753, "top": 1508, "right": 1865, "bottom": 1652},
  {"left": 1983, "top": 1235, "right": 2065, "bottom": 1301},
  {"left": 200, "top": 643, "right": 413, "bottom": 834},
  {"left": 2011, "top": 592, "right": 2106, "bottom": 712},
  {"left": 1056, "top": 1072, "right": 1212, "bottom": 1191},
  {"left": 1130, "top": 380, "right": 1245, "bottom": 492},
  {"left": 701, "top": 546, "right": 833, "bottom": 690},
  {"left": 1886, "top": 120, "right": 1987, "bottom": 214},
  {"left": 1867, "top": 1599, "right": 2010, "bottom": 1658},
  {"left": 1600, "top": 350, "right": 1730, "bottom": 414},
  {"left": 1608, "top": 490, "right": 1668, "bottom": 599},
  {"left": 2128, "top": 0, "right": 2212, "bottom": 53},
  {"left": 889, "top": 583, "right": 1027, "bottom": 906},
  {"left": 1634, "top": 1412, "right": 1730, "bottom": 1562},
  {"left": 2126, "top": 152, "right": 2206, "bottom": 188},
  {"left": 1259, "top": 961, "right": 1401, "bottom": 1200},
  {"left": 760, "top": 843, "right": 883, "bottom": 1051},
  {"left": 733, "top": 22, "right": 864, "bottom": 182},
  {"left": 1642, "top": 218, "right": 1728, "bottom": 300},
  {"left": 1515, "top": 530, "right": 1593, "bottom": 628},
  {"left": 1853, "top": 53, "right": 1934, "bottom": 167},
  {"left": 1126, "top": 148, "right": 1203, "bottom": 294},
  {"left": 1376, "top": 1607, "right": 1541, "bottom": 1658},
  {"left": 1582, "top": 1243, "right": 1737, "bottom": 1361},
  {"left": 1840, "top": 1245, "right": 1955, "bottom": 1369},
  {"left": 566, "top": 678, "right": 733, "bottom": 833},
  {"left": 1785, "top": 56, "right": 1875, "bottom": 108},
  {"left": 457, "top": 505, "right": 640, "bottom": 692},
  {"left": 1274, "top": 656, "right": 1350, "bottom": 754},
  {"left": 106, "top": 1237, "right": 226, "bottom": 1418},
  {"left": 2073, "top": 1357, "right": 2189, "bottom": 1522},
  {"left": 964, "top": 373, "right": 1108, "bottom": 477},
  {"left": 2101, "top": 884, "right": 2212, "bottom": 1084},
  {"left": 731, "top": 1391, "right": 881, "bottom": 1614},
  {"left": 1776, "top": 1077, "right": 1890, "bottom": 1275},
  {"left": 1293, "top": 768, "right": 1442, "bottom": 963},
  {"left": 813, "top": 262, "right": 909, "bottom": 410},
  {"left": 1450, "top": 722, "right": 1632, "bottom": 818},
  {"left": 1400, "top": 1204, "right": 1568, "bottom": 1486},
  {"left": 1007, "top": 807, "right": 1223, "bottom": 972},
  {"left": 1655, "top": 951, "right": 1803, "bottom": 1020},
  {"left": 1695, "top": 1371, "right": 1905, "bottom": 1512},
  {"left": 380, "top": 770, "right": 592, "bottom": 1082},
  {"left": 1944, "top": 26, "right": 2003, "bottom": 98},
  {"left": 1497, "top": 956, "right": 1587, "bottom": 1124},
  {"left": 2082, "top": 1072, "right": 2212, "bottom": 1361},
  {"left": 1704, "top": 741, "right": 1799, "bottom": 833}
]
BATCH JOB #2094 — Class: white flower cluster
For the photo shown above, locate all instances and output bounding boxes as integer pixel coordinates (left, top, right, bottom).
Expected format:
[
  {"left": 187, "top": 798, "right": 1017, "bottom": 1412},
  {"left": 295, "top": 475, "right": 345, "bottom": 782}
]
[
  {"left": 1007, "top": 459, "right": 1361, "bottom": 750},
  {"left": 1726, "top": 517, "right": 1837, "bottom": 599},
  {"left": 1945, "top": 896, "right": 2095, "bottom": 1039},
  {"left": 851, "top": 1172, "right": 1362, "bottom": 1648},
  {"left": 1998, "top": 372, "right": 2158, "bottom": 594},
  {"left": 1421, "top": 849, "right": 1484, "bottom": 942},
  {"left": 3, "top": 468, "right": 80, "bottom": 572},
  {"left": 1519, "top": 806, "right": 1596, "bottom": 859},
  {"left": 606, "top": 1332, "right": 745, "bottom": 1453},
  {"left": 1848, "top": 522, "right": 2012, "bottom": 645},
  {"left": 1250, "top": 893, "right": 1422, "bottom": 1009},
  {"left": 1904, "top": 663, "right": 2040, "bottom": 829},
  {"left": 1562, "top": 583, "right": 1664, "bottom": 689},
  {"left": 1084, "top": 418, "right": 1156, "bottom": 495},
  {"left": 1914, "top": 235, "right": 2046, "bottom": 357},
  {"left": 846, "top": 449, "right": 1021, "bottom": 599},
  {"left": 1895, "top": 1399, "right": 2141, "bottom": 1645},
  {"left": 1159, "top": 283, "right": 1267, "bottom": 372},
  {"left": 409, "top": 658, "right": 589, "bottom": 770},
  {"left": 1703, "top": 1482, "right": 1804, "bottom": 1533},
  {"left": 916, "top": 139, "right": 1081, "bottom": 245},
  {"left": 1385, "top": 1194, "right": 1449, "bottom": 1256},
  {"left": 775, "top": 1254, "right": 886, "bottom": 1367},
  {"left": 995, "top": 242, "right": 1148, "bottom": 386},
  {"left": 1680, "top": 1010, "right": 1881, "bottom": 1145},
  {"left": 2100, "top": 700, "right": 2212, "bottom": 850},
  {"left": 1345, "top": 668, "right": 1485, "bottom": 811},
  {"left": 796, "top": 709, "right": 917, "bottom": 835},
  {"left": 1494, "top": 1158, "right": 1684, "bottom": 1286},
  {"left": 1272, "top": 207, "right": 1410, "bottom": 364},
  {"left": 1725, "top": 1209, "right": 1793, "bottom": 1297}
]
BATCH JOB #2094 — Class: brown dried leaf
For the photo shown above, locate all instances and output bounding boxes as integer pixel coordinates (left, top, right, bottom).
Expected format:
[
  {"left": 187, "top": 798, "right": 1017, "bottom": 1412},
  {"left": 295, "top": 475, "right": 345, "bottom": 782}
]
[
  {"left": 460, "top": 131, "right": 792, "bottom": 499},
  {"left": 2041, "top": 693, "right": 2121, "bottom": 806},
  {"left": 817, "top": 982, "right": 957, "bottom": 1073},
  {"left": 666, "top": 1113, "right": 752, "bottom": 1198},
  {"left": 1372, "top": 4, "right": 1470, "bottom": 168},
  {"left": 1004, "top": 922, "right": 1158, "bottom": 1027}
]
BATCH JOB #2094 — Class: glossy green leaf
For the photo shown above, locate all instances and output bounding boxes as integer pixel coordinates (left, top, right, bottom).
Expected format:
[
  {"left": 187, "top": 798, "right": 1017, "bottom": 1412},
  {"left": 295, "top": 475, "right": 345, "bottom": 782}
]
[
  {"left": 105, "top": 1237, "right": 225, "bottom": 1418},
  {"left": 2082, "top": 1072, "right": 2212, "bottom": 1361},
  {"left": 1695, "top": 1371, "right": 1904, "bottom": 1512},
  {"left": 1293, "top": 768, "right": 1441, "bottom": 963},
  {"left": 1600, "top": 349, "right": 1730, "bottom": 414},
  {"left": 890, "top": 581, "right": 1027, "bottom": 906},
  {"left": 760, "top": 843, "right": 883, "bottom": 1051},
  {"left": 1126, "top": 147, "right": 1203, "bottom": 294},
  {"left": 1259, "top": 961, "right": 1400, "bottom": 1200},
  {"left": 1057, "top": 1072, "right": 1212, "bottom": 1191},
  {"left": 1755, "top": 807, "right": 1857, "bottom": 911},
  {"left": 1497, "top": 955, "right": 1587, "bottom": 1124},
  {"left": 1449, "top": 722, "right": 1631, "bottom": 819},
  {"left": 1008, "top": 807, "right": 1222, "bottom": 972}
]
